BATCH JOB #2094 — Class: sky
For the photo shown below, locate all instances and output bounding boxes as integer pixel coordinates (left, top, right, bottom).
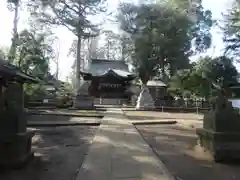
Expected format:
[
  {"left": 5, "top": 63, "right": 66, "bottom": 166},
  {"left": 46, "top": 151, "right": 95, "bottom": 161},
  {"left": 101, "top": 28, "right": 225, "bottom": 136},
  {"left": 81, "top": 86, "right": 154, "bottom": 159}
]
[{"left": 0, "top": 0, "right": 235, "bottom": 81}]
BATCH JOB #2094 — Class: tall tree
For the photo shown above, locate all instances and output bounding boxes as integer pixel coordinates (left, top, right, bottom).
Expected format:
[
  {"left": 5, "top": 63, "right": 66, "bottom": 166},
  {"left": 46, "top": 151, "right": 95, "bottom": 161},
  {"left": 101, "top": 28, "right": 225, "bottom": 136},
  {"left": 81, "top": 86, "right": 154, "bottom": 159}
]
[
  {"left": 117, "top": 1, "right": 213, "bottom": 108},
  {"left": 13, "top": 29, "right": 54, "bottom": 79},
  {"left": 94, "top": 30, "right": 127, "bottom": 60},
  {"left": 29, "top": 0, "right": 106, "bottom": 90},
  {"left": 102, "top": 30, "right": 122, "bottom": 60},
  {"left": 222, "top": 1, "right": 240, "bottom": 60},
  {"left": 169, "top": 56, "right": 239, "bottom": 99},
  {"left": 118, "top": 3, "right": 198, "bottom": 84},
  {"left": 7, "top": 0, "right": 21, "bottom": 62},
  {"left": 68, "top": 37, "right": 93, "bottom": 71},
  {"left": 6, "top": 28, "right": 56, "bottom": 102},
  {"left": 0, "top": 46, "right": 10, "bottom": 59},
  {"left": 119, "top": 0, "right": 213, "bottom": 81}
]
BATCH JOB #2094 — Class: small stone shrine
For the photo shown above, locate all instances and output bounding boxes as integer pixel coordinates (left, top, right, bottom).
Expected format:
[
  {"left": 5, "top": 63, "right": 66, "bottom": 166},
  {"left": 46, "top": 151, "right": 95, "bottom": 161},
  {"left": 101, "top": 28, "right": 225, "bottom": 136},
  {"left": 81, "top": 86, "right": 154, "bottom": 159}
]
[
  {"left": 0, "top": 58, "right": 37, "bottom": 169},
  {"left": 196, "top": 85, "right": 240, "bottom": 162},
  {"left": 73, "top": 80, "right": 94, "bottom": 109}
]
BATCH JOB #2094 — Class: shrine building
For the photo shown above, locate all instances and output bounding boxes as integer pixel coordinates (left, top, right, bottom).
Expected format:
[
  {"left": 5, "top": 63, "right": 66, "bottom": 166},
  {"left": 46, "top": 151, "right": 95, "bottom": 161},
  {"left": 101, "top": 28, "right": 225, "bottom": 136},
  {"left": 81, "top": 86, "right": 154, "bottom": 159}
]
[{"left": 80, "top": 58, "right": 136, "bottom": 105}]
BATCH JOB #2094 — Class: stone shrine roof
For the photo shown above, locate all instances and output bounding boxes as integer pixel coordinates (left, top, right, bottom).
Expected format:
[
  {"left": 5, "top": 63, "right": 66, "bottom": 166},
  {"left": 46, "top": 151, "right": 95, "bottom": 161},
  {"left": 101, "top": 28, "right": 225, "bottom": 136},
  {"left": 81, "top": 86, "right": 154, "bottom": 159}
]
[
  {"left": 81, "top": 59, "right": 135, "bottom": 78},
  {"left": 0, "top": 58, "right": 37, "bottom": 83},
  {"left": 147, "top": 80, "right": 166, "bottom": 87}
]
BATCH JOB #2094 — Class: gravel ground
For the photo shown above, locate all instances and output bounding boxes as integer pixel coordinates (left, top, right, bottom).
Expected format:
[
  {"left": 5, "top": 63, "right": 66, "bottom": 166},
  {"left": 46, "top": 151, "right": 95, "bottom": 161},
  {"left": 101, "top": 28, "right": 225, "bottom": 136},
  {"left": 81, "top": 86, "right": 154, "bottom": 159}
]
[
  {"left": 0, "top": 126, "right": 98, "bottom": 180},
  {"left": 136, "top": 124, "right": 240, "bottom": 180}
]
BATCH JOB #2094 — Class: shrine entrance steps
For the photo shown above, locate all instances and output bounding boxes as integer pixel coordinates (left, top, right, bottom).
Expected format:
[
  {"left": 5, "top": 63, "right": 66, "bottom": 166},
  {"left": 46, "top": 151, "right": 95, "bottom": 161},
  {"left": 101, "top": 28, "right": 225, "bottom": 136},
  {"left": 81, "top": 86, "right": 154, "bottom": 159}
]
[
  {"left": 94, "top": 98, "right": 128, "bottom": 106},
  {"left": 75, "top": 108, "right": 175, "bottom": 180}
]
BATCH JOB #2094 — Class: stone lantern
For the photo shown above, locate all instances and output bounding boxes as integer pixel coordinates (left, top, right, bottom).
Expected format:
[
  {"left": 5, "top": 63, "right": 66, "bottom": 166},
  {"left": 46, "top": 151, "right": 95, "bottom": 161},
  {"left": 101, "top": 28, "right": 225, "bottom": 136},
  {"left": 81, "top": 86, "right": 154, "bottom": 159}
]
[
  {"left": 196, "top": 83, "right": 240, "bottom": 162},
  {"left": 0, "top": 58, "right": 37, "bottom": 169}
]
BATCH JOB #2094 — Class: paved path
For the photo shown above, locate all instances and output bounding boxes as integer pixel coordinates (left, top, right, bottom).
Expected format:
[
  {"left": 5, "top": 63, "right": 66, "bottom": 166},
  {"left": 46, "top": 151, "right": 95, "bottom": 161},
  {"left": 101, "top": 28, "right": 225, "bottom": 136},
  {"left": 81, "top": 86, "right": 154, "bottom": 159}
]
[{"left": 76, "top": 108, "right": 175, "bottom": 180}]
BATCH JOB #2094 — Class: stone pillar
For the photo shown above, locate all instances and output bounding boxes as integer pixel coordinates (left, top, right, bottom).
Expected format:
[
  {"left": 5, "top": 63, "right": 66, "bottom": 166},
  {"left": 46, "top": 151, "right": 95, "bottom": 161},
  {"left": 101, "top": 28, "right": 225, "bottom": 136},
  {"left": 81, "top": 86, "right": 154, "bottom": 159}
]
[
  {"left": 6, "top": 82, "right": 25, "bottom": 132},
  {"left": 73, "top": 80, "right": 94, "bottom": 109},
  {"left": 0, "top": 81, "right": 34, "bottom": 169}
]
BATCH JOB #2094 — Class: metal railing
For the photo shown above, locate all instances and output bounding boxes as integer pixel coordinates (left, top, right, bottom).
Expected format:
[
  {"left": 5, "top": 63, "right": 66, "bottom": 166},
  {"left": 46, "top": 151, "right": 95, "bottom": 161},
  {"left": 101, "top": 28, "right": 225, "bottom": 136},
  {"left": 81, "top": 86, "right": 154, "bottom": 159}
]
[{"left": 129, "top": 98, "right": 211, "bottom": 114}]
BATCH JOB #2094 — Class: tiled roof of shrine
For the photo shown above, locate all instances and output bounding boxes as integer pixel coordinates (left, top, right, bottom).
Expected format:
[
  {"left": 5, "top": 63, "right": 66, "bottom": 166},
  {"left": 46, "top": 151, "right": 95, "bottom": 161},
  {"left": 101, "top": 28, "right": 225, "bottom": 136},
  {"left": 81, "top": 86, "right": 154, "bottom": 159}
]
[{"left": 81, "top": 59, "right": 135, "bottom": 78}]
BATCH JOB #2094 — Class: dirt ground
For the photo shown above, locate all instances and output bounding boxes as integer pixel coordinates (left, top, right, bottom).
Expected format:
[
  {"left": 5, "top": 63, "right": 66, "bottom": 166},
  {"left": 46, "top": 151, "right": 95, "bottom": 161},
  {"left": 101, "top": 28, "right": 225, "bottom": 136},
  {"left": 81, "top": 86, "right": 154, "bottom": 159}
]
[
  {"left": 136, "top": 124, "right": 240, "bottom": 180},
  {"left": 0, "top": 126, "right": 98, "bottom": 180}
]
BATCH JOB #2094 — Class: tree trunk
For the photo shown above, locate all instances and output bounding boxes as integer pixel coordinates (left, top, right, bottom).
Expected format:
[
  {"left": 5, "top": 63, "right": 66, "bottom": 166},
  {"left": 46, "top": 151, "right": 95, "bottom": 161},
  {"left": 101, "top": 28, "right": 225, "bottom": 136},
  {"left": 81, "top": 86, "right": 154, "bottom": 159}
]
[
  {"left": 75, "top": 35, "right": 81, "bottom": 94},
  {"left": 160, "top": 56, "right": 167, "bottom": 82},
  {"left": 8, "top": 1, "right": 19, "bottom": 62}
]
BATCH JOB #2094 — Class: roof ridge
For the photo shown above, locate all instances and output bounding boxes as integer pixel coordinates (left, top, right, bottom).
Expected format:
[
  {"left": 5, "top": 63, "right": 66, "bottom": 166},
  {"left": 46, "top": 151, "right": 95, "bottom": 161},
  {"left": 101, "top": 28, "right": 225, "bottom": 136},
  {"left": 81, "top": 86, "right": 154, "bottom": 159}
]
[{"left": 91, "top": 58, "right": 126, "bottom": 63}]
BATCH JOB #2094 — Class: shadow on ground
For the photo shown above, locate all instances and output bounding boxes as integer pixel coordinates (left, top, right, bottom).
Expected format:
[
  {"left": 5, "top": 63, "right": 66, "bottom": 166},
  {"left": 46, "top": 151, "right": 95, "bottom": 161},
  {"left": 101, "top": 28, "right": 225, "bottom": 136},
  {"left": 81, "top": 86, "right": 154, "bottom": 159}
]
[
  {"left": 3, "top": 109, "right": 237, "bottom": 180},
  {"left": 0, "top": 126, "right": 98, "bottom": 180},
  {"left": 26, "top": 114, "right": 101, "bottom": 124},
  {"left": 3, "top": 117, "right": 174, "bottom": 180},
  {"left": 126, "top": 115, "right": 180, "bottom": 120},
  {"left": 136, "top": 124, "right": 240, "bottom": 180},
  {"left": 1, "top": 107, "right": 106, "bottom": 180},
  {"left": 25, "top": 108, "right": 105, "bottom": 127},
  {"left": 26, "top": 108, "right": 105, "bottom": 118}
]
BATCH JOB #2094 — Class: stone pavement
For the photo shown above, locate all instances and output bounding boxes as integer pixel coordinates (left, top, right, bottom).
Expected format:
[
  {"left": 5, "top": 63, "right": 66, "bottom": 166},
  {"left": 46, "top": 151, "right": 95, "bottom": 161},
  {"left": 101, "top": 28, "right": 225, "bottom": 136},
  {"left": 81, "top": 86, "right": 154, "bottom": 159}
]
[{"left": 75, "top": 108, "right": 175, "bottom": 180}]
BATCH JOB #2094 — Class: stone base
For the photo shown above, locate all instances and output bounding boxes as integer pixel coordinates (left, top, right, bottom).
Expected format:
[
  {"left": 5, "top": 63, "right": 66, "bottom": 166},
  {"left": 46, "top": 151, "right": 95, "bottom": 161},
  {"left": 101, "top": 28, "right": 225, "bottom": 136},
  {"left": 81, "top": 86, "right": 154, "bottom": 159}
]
[
  {"left": 0, "top": 131, "right": 35, "bottom": 170},
  {"left": 196, "top": 128, "right": 240, "bottom": 162},
  {"left": 73, "top": 95, "right": 94, "bottom": 109}
]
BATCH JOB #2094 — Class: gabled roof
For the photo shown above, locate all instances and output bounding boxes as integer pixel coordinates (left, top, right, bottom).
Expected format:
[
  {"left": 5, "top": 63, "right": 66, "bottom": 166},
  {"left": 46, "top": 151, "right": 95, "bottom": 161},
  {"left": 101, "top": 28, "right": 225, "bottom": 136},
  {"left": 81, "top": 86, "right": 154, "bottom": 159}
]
[
  {"left": 147, "top": 80, "right": 166, "bottom": 87},
  {"left": 99, "top": 68, "right": 133, "bottom": 78},
  {"left": 0, "top": 58, "right": 37, "bottom": 83},
  {"left": 81, "top": 58, "right": 135, "bottom": 78}
]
